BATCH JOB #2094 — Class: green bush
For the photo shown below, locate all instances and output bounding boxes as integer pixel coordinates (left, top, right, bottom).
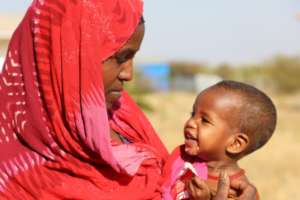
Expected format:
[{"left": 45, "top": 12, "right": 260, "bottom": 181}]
[
  {"left": 213, "top": 55, "right": 300, "bottom": 94},
  {"left": 265, "top": 56, "right": 300, "bottom": 93},
  {"left": 169, "top": 62, "right": 212, "bottom": 77}
]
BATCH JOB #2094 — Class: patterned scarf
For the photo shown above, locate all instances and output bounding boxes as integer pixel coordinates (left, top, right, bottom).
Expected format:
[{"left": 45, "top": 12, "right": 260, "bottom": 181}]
[{"left": 0, "top": 0, "right": 168, "bottom": 199}]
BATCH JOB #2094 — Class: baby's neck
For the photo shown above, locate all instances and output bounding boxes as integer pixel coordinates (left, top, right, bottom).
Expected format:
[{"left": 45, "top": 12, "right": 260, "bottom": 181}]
[{"left": 206, "top": 160, "right": 241, "bottom": 177}]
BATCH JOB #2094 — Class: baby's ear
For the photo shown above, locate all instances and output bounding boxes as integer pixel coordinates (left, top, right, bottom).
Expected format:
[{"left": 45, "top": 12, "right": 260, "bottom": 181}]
[{"left": 226, "top": 133, "right": 249, "bottom": 156}]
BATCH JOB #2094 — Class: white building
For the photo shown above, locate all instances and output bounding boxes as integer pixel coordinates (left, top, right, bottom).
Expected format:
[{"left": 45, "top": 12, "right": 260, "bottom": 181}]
[{"left": 194, "top": 74, "right": 223, "bottom": 93}]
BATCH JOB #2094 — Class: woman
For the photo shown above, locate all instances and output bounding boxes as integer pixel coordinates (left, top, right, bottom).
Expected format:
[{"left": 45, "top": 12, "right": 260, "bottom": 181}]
[
  {"left": 0, "top": 0, "right": 257, "bottom": 199},
  {"left": 0, "top": 0, "right": 168, "bottom": 199}
]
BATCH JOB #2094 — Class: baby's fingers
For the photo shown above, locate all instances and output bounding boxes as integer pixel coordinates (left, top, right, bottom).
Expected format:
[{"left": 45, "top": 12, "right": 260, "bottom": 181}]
[{"left": 186, "top": 177, "right": 211, "bottom": 200}]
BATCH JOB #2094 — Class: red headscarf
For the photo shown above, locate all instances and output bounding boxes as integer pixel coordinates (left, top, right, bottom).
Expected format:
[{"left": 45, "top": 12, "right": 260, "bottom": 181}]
[{"left": 0, "top": 0, "right": 168, "bottom": 199}]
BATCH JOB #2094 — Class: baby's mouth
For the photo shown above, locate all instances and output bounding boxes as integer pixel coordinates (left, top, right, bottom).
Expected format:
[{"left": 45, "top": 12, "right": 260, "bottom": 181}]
[
  {"left": 184, "top": 131, "right": 197, "bottom": 141},
  {"left": 184, "top": 131, "right": 199, "bottom": 156}
]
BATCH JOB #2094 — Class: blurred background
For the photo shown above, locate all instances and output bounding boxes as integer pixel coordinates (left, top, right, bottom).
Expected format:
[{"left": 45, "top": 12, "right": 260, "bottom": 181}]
[{"left": 1, "top": 0, "right": 300, "bottom": 199}]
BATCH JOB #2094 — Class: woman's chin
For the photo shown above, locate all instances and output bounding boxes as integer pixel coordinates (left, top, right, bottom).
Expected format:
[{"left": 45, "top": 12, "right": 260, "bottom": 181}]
[
  {"left": 106, "top": 100, "right": 121, "bottom": 112},
  {"left": 106, "top": 93, "right": 122, "bottom": 111}
]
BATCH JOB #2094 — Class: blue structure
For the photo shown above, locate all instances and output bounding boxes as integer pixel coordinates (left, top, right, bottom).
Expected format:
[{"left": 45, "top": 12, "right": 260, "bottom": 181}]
[{"left": 138, "top": 63, "right": 170, "bottom": 91}]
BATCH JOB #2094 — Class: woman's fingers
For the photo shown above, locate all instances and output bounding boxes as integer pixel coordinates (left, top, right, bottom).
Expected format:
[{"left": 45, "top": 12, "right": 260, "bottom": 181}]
[
  {"left": 187, "top": 171, "right": 257, "bottom": 200},
  {"left": 231, "top": 180, "right": 257, "bottom": 200},
  {"left": 213, "top": 170, "right": 230, "bottom": 200}
]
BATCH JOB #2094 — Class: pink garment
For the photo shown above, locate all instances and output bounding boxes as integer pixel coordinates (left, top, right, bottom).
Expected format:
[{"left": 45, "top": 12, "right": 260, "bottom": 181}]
[{"left": 162, "top": 145, "right": 208, "bottom": 200}]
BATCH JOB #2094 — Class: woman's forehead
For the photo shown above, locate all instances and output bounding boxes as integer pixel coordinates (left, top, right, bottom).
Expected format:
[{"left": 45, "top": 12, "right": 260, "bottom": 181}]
[{"left": 114, "top": 24, "right": 145, "bottom": 53}]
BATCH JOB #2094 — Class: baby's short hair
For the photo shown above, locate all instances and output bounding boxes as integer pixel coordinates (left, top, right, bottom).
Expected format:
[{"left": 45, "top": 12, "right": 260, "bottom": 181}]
[{"left": 212, "top": 80, "right": 277, "bottom": 154}]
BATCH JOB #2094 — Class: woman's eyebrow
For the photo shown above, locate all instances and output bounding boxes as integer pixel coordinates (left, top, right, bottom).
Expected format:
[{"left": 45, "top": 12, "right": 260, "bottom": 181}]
[
  {"left": 116, "top": 49, "right": 135, "bottom": 55},
  {"left": 117, "top": 47, "right": 139, "bottom": 55}
]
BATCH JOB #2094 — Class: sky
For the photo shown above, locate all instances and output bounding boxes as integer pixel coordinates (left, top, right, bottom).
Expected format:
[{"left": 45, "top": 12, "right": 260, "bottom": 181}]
[{"left": 1, "top": 0, "right": 300, "bottom": 65}]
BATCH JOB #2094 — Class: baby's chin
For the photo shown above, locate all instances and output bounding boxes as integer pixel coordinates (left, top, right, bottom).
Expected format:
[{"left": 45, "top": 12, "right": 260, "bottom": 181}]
[{"left": 184, "top": 144, "right": 199, "bottom": 157}]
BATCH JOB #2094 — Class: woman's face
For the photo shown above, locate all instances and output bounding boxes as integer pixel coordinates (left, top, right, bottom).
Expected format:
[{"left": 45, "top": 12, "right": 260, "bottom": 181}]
[{"left": 102, "top": 23, "right": 145, "bottom": 110}]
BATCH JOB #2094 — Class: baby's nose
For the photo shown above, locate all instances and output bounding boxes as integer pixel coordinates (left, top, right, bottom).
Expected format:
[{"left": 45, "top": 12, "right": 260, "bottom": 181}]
[{"left": 186, "top": 118, "right": 198, "bottom": 129}]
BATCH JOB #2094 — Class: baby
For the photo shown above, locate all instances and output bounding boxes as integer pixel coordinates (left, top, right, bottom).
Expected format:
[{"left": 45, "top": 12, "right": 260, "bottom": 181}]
[{"left": 161, "top": 80, "right": 277, "bottom": 200}]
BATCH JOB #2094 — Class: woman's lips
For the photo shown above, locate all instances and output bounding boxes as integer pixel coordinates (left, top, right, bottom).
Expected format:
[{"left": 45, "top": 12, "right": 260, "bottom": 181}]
[
  {"left": 107, "top": 88, "right": 123, "bottom": 101},
  {"left": 109, "top": 90, "right": 122, "bottom": 98},
  {"left": 110, "top": 90, "right": 121, "bottom": 95}
]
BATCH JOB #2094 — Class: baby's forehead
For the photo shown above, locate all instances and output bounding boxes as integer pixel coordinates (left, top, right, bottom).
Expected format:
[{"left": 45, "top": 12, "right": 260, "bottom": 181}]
[
  {"left": 196, "top": 87, "right": 242, "bottom": 105},
  {"left": 195, "top": 88, "right": 243, "bottom": 119}
]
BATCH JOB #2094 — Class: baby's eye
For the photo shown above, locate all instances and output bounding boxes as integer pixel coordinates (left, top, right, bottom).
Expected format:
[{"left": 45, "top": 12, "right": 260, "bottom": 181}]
[{"left": 201, "top": 117, "right": 210, "bottom": 123}]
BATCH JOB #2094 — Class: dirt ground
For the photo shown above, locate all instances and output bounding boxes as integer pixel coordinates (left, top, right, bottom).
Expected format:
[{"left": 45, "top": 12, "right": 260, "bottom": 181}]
[{"left": 143, "top": 92, "right": 300, "bottom": 199}]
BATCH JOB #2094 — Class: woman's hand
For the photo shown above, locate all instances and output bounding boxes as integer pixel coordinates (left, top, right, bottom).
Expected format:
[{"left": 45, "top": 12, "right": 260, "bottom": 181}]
[
  {"left": 211, "top": 170, "right": 230, "bottom": 200},
  {"left": 230, "top": 179, "right": 257, "bottom": 200},
  {"left": 187, "top": 170, "right": 257, "bottom": 200},
  {"left": 214, "top": 171, "right": 257, "bottom": 200}
]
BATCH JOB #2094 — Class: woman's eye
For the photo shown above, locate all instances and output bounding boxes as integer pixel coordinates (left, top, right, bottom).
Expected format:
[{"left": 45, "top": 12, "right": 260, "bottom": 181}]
[
  {"left": 115, "top": 51, "right": 135, "bottom": 64},
  {"left": 115, "top": 55, "right": 128, "bottom": 64}
]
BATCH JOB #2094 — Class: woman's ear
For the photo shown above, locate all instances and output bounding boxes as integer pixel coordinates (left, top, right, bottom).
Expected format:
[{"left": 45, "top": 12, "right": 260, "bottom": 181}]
[{"left": 226, "top": 133, "right": 249, "bottom": 156}]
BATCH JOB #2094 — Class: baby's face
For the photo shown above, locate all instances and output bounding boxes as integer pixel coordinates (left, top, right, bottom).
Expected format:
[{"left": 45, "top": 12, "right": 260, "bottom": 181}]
[{"left": 183, "top": 88, "right": 240, "bottom": 161}]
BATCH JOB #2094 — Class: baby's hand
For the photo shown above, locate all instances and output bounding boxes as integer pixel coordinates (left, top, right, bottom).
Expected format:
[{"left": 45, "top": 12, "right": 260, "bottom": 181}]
[{"left": 186, "top": 177, "right": 211, "bottom": 200}]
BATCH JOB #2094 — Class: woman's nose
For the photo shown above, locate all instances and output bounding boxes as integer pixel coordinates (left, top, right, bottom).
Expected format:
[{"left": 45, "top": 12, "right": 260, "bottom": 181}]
[{"left": 119, "top": 60, "right": 133, "bottom": 81}]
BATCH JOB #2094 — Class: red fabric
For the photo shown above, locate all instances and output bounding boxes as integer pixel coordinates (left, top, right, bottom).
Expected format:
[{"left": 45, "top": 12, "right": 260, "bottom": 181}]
[{"left": 0, "top": 0, "right": 168, "bottom": 199}]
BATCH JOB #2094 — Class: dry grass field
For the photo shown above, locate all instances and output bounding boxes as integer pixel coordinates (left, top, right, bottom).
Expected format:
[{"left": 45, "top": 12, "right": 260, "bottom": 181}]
[{"left": 143, "top": 92, "right": 300, "bottom": 199}]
